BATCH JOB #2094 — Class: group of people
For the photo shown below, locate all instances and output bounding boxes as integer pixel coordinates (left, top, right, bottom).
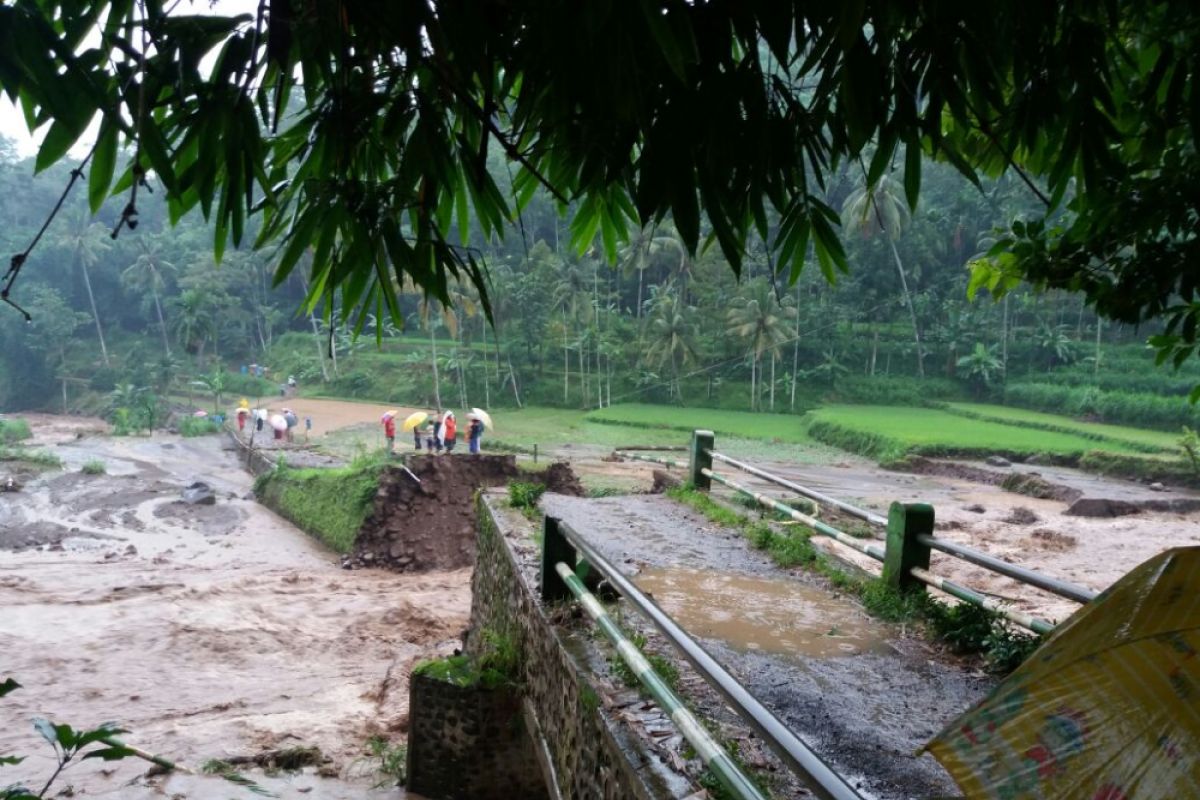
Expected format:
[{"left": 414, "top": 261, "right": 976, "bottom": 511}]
[
  {"left": 234, "top": 399, "right": 311, "bottom": 442},
  {"left": 382, "top": 409, "right": 486, "bottom": 456}
]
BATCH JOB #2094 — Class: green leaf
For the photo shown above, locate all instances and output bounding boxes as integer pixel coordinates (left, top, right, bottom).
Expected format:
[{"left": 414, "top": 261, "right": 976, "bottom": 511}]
[
  {"left": 0, "top": 755, "right": 25, "bottom": 766},
  {"left": 35, "top": 116, "right": 91, "bottom": 173},
  {"left": 903, "top": 135, "right": 922, "bottom": 210},
  {"left": 0, "top": 678, "right": 19, "bottom": 698},
  {"left": 638, "top": 0, "right": 692, "bottom": 83},
  {"left": 87, "top": 118, "right": 118, "bottom": 213}
]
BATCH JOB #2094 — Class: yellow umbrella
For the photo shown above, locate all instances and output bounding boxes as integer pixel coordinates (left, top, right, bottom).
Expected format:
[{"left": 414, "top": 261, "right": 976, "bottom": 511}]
[
  {"left": 925, "top": 546, "right": 1200, "bottom": 800},
  {"left": 471, "top": 407, "right": 493, "bottom": 430},
  {"left": 402, "top": 410, "right": 428, "bottom": 432}
]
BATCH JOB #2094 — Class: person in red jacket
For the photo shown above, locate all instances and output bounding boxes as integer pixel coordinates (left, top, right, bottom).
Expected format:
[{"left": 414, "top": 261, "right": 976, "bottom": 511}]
[
  {"left": 442, "top": 411, "right": 457, "bottom": 452},
  {"left": 382, "top": 412, "right": 396, "bottom": 454}
]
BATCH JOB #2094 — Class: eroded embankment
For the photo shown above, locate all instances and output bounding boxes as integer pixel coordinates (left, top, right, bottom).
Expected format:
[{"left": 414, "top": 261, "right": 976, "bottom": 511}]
[{"left": 256, "top": 454, "right": 583, "bottom": 572}]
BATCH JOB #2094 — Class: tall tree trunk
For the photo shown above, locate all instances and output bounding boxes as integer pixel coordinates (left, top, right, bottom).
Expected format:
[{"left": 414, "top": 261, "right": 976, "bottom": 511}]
[
  {"left": 507, "top": 356, "right": 523, "bottom": 408},
  {"left": 887, "top": 237, "right": 924, "bottom": 378},
  {"left": 430, "top": 326, "right": 442, "bottom": 410},
  {"left": 309, "top": 314, "right": 330, "bottom": 381},
  {"left": 562, "top": 322, "right": 569, "bottom": 405},
  {"left": 481, "top": 322, "right": 491, "bottom": 409},
  {"left": 152, "top": 288, "right": 171, "bottom": 357},
  {"left": 1001, "top": 294, "right": 1010, "bottom": 378},
  {"left": 790, "top": 286, "right": 801, "bottom": 410},
  {"left": 750, "top": 356, "right": 757, "bottom": 411},
  {"left": 79, "top": 262, "right": 110, "bottom": 367},
  {"left": 578, "top": 338, "right": 586, "bottom": 408},
  {"left": 1094, "top": 317, "right": 1103, "bottom": 378},
  {"left": 769, "top": 352, "right": 776, "bottom": 411},
  {"left": 870, "top": 329, "right": 878, "bottom": 376},
  {"left": 636, "top": 268, "right": 644, "bottom": 319}
]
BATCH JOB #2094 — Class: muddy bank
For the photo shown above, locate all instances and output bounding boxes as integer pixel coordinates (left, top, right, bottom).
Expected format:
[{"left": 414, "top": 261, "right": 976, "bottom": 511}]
[
  {"left": 542, "top": 493, "right": 991, "bottom": 799},
  {"left": 1, "top": 422, "right": 470, "bottom": 798},
  {"left": 346, "top": 455, "right": 583, "bottom": 572}
]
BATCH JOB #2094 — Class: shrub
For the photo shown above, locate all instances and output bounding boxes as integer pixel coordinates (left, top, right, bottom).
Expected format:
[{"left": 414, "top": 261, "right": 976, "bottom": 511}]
[
  {"left": 508, "top": 481, "right": 547, "bottom": 511},
  {"left": 179, "top": 416, "right": 222, "bottom": 437},
  {"left": 80, "top": 459, "right": 107, "bottom": 475},
  {"left": 0, "top": 417, "right": 32, "bottom": 444}
]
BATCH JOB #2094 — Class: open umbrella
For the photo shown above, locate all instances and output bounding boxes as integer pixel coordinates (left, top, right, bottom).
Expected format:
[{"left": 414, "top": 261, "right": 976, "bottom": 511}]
[
  {"left": 471, "top": 407, "right": 493, "bottom": 430},
  {"left": 269, "top": 414, "right": 288, "bottom": 432},
  {"left": 402, "top": 411, "right": 428, "bottom": 432},
  {"left": 925, "top": 546, "right": 1200, "bottom": 800},
  {"left": 381, "top": 410, "right": 398, "bottom": 424}
]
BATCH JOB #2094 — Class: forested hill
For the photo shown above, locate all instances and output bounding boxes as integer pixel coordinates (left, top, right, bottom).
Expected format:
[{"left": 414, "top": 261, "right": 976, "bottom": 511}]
[{"left": 1, "top": 135, "right": 1196, "bottom": 432}]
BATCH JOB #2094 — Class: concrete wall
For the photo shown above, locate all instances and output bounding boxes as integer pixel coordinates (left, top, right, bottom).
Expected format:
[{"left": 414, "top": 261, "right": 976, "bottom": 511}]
[{"left": 466, "top": 493, "right": 681, "bottom": 800}]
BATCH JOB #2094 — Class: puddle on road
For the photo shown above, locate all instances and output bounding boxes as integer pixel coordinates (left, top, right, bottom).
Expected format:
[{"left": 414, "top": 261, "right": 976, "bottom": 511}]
[{"left": 635, "top": 567, "right": 890, "bottom": 659}]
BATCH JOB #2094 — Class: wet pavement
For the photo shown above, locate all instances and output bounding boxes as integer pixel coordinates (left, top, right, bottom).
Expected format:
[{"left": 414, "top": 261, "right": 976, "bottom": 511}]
[{"left": 542, "top": 493, "right": 993, "bottom": 799}]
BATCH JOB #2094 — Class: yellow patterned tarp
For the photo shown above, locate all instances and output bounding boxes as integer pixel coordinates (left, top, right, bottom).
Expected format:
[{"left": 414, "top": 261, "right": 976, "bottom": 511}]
[{"left": 926, "top": 547, "right": 1200, "bottom": 800}]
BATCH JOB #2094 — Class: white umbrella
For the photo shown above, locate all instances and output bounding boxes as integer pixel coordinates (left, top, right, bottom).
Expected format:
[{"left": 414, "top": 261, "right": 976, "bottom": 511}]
[
  {"left": 471, "top": 408, "right": 493, "bottom": 430},
  {"left": 269, "top": 414, "right": 288, "bottom": 432}
]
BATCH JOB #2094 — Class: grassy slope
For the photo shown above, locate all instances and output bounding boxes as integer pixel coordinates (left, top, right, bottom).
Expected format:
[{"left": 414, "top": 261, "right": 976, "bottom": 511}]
[
  {"left": 946, "top": 402, "right": 1180, "bottom": 452},
  {"left": 585, "top": 403, "right": 811, "bottom": 443},
  {"left": 807, "top": 405, "right": 1145, "bottom": 459},
  {"left": 254, "top": 463, "right": 383, "bottom": 553}
]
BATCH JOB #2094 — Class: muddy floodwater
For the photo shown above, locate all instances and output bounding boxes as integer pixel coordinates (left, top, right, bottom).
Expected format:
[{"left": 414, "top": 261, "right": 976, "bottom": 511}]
[
  {"left": 2, "top": 417, "right": 466, "bottom": 798},
  {"left": 636, "top": 567, "right": 890, "bottom": 659}
]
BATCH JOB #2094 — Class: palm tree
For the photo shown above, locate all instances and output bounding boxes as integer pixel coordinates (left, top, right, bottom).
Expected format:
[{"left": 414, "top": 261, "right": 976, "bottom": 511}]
[
  {"left": 617, "top": 225, "right": 686, "bottom": 318},
  {"left": 957, "top": 343, "right": 1003, "bottom": 396},
  {"left": 842, "top": 174, "right": 925, "bottom": 377},
  {"left": 726, "top": 280, "right": 797, "bottom": 411},
  {"left": 62, "top": 216, "right": 113, "bottom": 366},
  {"left": 122, "top": 240, "right": 176, "bottom": 358},
  {"left": 171, "top": 289, "right": 214, "bottom": 366},
  {"left": 643, "top": 294, "right": 698, "bottom": 402}
]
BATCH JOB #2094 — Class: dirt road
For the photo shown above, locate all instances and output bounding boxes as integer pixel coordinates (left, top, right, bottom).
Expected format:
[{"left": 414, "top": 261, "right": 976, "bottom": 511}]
[{"left": 2, "top": 420, "right": 467, "bottom": 798}]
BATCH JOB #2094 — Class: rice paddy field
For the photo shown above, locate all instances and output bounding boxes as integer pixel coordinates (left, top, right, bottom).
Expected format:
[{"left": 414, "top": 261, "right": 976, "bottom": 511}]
[
  {"left": 804, "top": 405, "right": 1149, "bottom": 460},
  {"left": 942, "top": 402, "right": 1180, "bottom": 452}
]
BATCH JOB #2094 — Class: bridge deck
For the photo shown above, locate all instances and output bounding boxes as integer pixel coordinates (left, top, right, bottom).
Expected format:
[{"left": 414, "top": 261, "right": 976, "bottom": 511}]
[{"left": 542, "top": 493, "right": 991, "bottom": 800}]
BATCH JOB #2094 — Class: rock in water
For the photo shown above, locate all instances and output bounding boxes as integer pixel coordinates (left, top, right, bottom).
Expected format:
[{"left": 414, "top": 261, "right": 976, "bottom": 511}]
[
  {"left": 986, "top": 455, "right": 1012, "bottom": 468},
  {"left": 181, "top": 481, "right": 216, "bottom": 505}
]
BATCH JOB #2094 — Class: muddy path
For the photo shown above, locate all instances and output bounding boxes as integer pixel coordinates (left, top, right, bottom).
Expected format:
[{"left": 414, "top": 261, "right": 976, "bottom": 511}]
[
  {"left": 2, "top": 422, "right": 468, "bottom": 798},
  {"left": 542, "top": 493, "right": 992, "bottom": 800}
]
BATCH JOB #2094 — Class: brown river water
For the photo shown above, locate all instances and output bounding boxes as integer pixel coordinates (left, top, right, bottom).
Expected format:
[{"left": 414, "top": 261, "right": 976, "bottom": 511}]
[{"left": 1, "top": 416, "right": 462, "bottom": 798}]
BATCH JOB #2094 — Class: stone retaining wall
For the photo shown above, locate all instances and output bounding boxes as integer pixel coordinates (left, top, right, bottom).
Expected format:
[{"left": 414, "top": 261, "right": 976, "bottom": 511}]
[{"left": 466, "top": 493, "right": 679, "bottom": 800}]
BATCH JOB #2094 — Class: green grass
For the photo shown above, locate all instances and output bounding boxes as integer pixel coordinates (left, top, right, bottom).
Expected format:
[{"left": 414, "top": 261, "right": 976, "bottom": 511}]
[
  {"left": 80, "top": 459, "right": 107, "bottom": 475},
  {"left": 253, "top": 461, "right": 383, "bottom": 553},
  {"left": 586, "top": 403, "right": 811, "bottom": 443},
  {"left": 807, "top": 404, "right": 1147, "bottom": 461},
  {"left": 494, "top": 407, "right": 689, "bottom": 450},
  {"left": 0, "top": 445, "right": 63, "bottom": 469},
  {"left": 0, "top": 417, "right": 32, "bottom": 444},
  {"left": 178, "top": 416, "right": 223, "bottom": 437},
  {"left": 944, "top": 402, "right": 1180, "bottom": 453}
]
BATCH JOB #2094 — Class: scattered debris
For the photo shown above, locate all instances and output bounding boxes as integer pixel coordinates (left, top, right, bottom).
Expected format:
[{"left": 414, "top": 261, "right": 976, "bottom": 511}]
[
  {"left": 1001, "top": 507, "right": 1039, "bottom": 526},
  {"left": 1030, "top": 528, "right": 1078, "bottom": 551},
  {"left": 986, "top": 455, "right": 1012, "bottom": 468},
  {"left": 1064, "top": 498, "right": 1141, "bottom": 518},
  {"left": 181, "top": 481, "right": 216, "bottom": 505},
  {"left": 963, "top": 504, "right": 986, "bottom": 514}
]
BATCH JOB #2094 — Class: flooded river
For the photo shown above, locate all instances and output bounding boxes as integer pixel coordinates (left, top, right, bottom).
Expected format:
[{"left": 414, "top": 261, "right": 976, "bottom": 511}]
[{"left": 1, "top": 417, "right": 466, "bottom": 798}]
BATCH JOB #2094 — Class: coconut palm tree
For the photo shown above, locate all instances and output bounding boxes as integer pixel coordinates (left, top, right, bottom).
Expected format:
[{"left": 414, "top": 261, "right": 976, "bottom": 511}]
[
  {"left": 842, "top": 174, "right": 925, "bottom": 377},
  {"left": 61, "top": 216, "right": 113, "bottom": 366},
  {"left": 617, "top": 225, "right": 686, "bottom": 318},
  {"left": 726, "top": 280, "right": 797, "bottom": 411},
  {"left": 122, "top": 239, "right": 176, "bottom": 358},
  {"left": 643, "top": 293, "right": 698, "bottom": 403}
]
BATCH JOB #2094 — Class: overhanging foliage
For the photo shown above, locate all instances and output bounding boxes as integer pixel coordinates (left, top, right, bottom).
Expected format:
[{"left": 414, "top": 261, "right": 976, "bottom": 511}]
[{"left": 0, "top": 1, "right": 1197, "bottom": 368}]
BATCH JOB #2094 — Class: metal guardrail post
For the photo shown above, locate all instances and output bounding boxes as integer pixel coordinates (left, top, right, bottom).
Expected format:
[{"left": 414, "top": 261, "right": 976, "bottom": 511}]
[
  {"left": 689, "top": 429, "right": 714, "bottom": 489},
  {"left": 882, "top": 502, "right": 933, "bottom": 593},
  {"left": 541, "top": 516, "right": 576, "bottom": 603}
]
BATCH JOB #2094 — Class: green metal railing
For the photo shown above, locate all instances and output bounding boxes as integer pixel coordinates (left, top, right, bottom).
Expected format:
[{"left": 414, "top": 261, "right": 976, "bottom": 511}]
[
  {"left": 686, "top": 431, "right": 1095, "bottom": 634},
  {"left": 542, "top": 517, "right": 864, "bottom": 800},
  {"left": 554, "top": 562, "right": 769, "bottom": 800}
]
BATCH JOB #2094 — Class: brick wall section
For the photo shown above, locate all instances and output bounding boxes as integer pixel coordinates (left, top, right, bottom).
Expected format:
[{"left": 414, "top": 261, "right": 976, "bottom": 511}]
[
  {"left": 466, "top": 493, "right": 678, "bottom": 800},
  {"left": 406, "top": 672, "right": 548, "bottom": 799}
]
